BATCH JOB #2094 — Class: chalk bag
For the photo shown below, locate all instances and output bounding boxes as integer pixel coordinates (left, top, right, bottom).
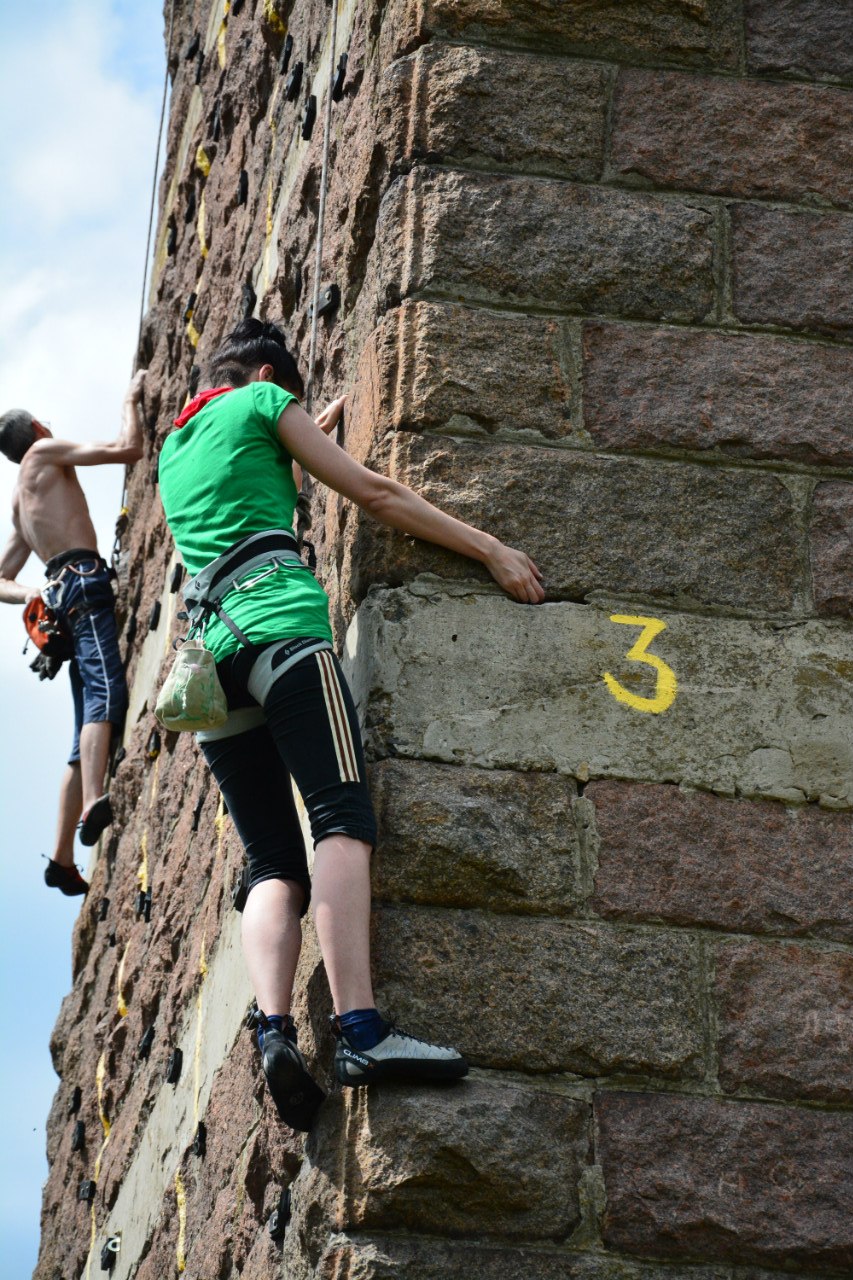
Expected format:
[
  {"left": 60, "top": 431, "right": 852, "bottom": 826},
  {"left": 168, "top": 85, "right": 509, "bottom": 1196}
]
[{"left": 154, "top": 640, "right": 228, "bottom": 732}]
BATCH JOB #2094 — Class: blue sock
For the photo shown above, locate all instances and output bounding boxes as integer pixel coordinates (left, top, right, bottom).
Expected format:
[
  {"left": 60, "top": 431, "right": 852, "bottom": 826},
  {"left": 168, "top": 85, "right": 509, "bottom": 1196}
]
[
  {"left": 338, "top": 1007, "right": 389, "bottom": 1051},
  {"left": 257, "top": 1013, "right": 297, "bottom": 1053}
]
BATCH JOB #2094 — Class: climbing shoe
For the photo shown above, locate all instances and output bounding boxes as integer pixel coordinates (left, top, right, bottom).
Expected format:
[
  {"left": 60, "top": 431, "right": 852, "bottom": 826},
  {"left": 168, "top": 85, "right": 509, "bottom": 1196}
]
[
  {"left": 77, "top": 795, "right": 113, "bottom": 847},
  {"left": 331, "top": 1016, "right": 469, "bottom": 1087},
  {"left": 260, "top": 1019, "right": 325, "bottom": 1131},
  {"left": 44, "top": 859, "right": 89, "bottom": 897}
]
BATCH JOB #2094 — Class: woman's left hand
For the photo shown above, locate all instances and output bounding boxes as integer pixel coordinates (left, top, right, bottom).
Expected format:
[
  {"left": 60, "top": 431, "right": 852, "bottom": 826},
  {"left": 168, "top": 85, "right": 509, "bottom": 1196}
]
[{"left": 315, "top": 395, "right": 347, "bottom": 436}]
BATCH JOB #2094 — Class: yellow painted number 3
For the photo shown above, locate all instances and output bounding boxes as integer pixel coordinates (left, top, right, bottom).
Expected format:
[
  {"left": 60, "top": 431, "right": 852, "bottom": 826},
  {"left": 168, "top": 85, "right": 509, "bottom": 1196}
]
[{"left": 602, "top": 615, "right": 677, "bottom": 715}]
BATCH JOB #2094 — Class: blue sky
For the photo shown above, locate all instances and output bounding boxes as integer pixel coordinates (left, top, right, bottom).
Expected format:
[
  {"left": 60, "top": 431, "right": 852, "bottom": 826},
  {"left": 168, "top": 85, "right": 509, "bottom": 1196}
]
[{"left": 0, "top": 2, "right": 165, "bottom": 1272}]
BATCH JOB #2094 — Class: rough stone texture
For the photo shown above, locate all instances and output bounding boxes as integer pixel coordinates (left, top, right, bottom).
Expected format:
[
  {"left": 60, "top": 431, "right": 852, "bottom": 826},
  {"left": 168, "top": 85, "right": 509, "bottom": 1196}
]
[
  {"left": 582, "top": 321, "right": 853, "bottom": 466},
  {"left": 316, "top": 1237, "right": 731, "bottom": 1280},
  {"left": 342, "top": 435, "right": 802, "bottom": 614},
  {"left": 589, "top": 781, "right": 853, "bottom": 942},
  {"left": 597, "top": 1092, "right": 853, "bottom": 1270},
  {"left": 383, "top": 45, "right": 608, "bottom": 180},
  {"left": 377, "top": 169, "right": 717, "bottom": 323},
  {"left": 348, "top": 590, "right": 853, "bottom": 808},
  {"left": 372, "top": 906, "right": 706, "bottom": 1079},
  {"left": 732, "top": 203, "right": 853, "bottom": 336},
  {"left": 387, "top": 0, "right": 742, "bottom": 70},
  {"left": 746, "top": 0, "right": 853, "bottom": 82},
  {"left": 349, "top": 300, "right": 577, "bottom": 442},
  {"left": 611, "top": 70, "right": 853, "bottom": 207},
  {"left": 810, "top": 480, "right": 853, "bottom": 616},
  {"left": 303, "top": 1079, "right": 590, "bottom": 1240},
  {"left": 371, "top": 759, "right": 585, "bottom": 914},
  {"left": 715, "top": 939, "right": 853, "bottom": 1103}
]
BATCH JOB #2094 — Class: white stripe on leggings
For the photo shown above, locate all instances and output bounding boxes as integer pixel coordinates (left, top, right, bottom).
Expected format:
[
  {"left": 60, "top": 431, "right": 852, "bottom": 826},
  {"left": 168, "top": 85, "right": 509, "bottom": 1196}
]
[{"left": 316, "top": 651, "right": 359, "bottom": 783}]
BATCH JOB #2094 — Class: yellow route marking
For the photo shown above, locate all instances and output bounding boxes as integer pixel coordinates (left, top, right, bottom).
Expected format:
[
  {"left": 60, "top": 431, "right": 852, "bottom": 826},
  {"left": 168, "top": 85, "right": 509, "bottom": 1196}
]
[
  {"left": 175, "top": 1170, "right": 187, "bottom": 1273},
  {"left": 187, "top": 319, "right": 201, "bottom": 348},
  {"left": 193, "top": 933, "right": 208, "bottom": 1124},
  {"left": 214, "top": 794, "right": 227, "bottom": 858},
  {"left": 149, "top": 754, "right": 161, "bottom": 810},
  {"left": 195, "top": 144, "right": 211, "bottom": 178},
  {"left": 116, "top": 945, "right": 129, "bottom": 1018},
  {"left": 263, "top": 0, "right": 287, "bottom": 36},
  {"left": 602, "top": 614, "right": 678, "bottom": 715},
  {"left": 217, "top": 2, "right": 230, "bottom": 67},
  {"left": 198, "top": 189, "right": 209, "bottom": 259},
  {"left": 138, "top": 828, "right": 149, "bottom": 894},
  {"left": 84, "top": 1054, "right": 113, "bottom": 1279}
]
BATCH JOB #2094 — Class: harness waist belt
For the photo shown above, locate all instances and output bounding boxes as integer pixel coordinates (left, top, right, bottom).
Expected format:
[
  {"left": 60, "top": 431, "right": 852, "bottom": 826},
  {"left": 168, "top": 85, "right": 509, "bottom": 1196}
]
[
  {"left": 183, "top": 529, "right": 302, "bottom": 616},
  {"left": 45, "top": 548, "right": 103, "bottom": 579}
]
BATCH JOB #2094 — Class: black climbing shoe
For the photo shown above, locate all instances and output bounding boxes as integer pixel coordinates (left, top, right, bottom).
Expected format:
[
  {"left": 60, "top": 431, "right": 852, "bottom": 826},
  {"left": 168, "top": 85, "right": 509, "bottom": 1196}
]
[
  {"left": 77, "top": 795, "right": 113, "bottom": 847},
  {"left": 331, "top": 1017, "right": 469, "bottom": 1087},
  {"left": 44, "top": 859, "right": 89, "bottom": 897},
  {"left": 261, "top": 1026, "right": 325, "bottom": 1131}
]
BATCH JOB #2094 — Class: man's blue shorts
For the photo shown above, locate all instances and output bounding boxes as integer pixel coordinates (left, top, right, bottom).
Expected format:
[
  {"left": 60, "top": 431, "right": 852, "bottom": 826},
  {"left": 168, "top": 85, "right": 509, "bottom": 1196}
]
[{"left": 43, "top": 551, "right": 128, "bottom": 765}]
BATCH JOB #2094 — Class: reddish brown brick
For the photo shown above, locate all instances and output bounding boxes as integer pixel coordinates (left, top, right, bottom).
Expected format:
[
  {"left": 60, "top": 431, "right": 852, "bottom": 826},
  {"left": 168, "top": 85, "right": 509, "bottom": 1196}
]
[
  {"left": 343, "top": 435, "right": 801, "bottom": 613},
  {"left": 716, "top": 940, "right": 853, "bottom": 1103},
  {"left": 582, "top": 322, "right": 853, "bottom": 466},
  {"left": 612, "top": 70, "right": 853, "bottom": 207},
  {"left": 379, "top": 169, "right": 716, "bottom": 323},
  {"left": 349, "top": 302, "right": 576, "bottom": 443},
  {"left": 810, "top": 481, "right": 853, "bottom": 616},
  {"left": 598, "top": 1092, "right": 853, "bottom": 1269},
  {"left": 374, "top": 906, "right": 705, "bottom": 1079},
  {"left": 371, "top": 760, "right": 584, "bottom": 915},
  {"left": 383, "top": 45, "right": 607, "bottom": 181},
  {"left": 306, "top": 1079, "right": 589, "bottom": 1240},
  {"left": 746, "top": 0, "right": 853, "bottom": 81},
  {"left": 589, "top": 781, "right": 853, "bottom": 943},
  {"left": 732, "top": 204, "right": 853, "bottom": 335},
  {"left": 385, "top": 0, "right": 741, "bottom": 70}
]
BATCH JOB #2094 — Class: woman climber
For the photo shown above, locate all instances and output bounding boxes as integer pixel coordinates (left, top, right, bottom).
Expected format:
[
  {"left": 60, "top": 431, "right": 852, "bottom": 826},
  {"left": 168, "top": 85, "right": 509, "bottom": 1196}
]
[{"left": 157, "top": 317, "right": 544, "bottom": 1129}]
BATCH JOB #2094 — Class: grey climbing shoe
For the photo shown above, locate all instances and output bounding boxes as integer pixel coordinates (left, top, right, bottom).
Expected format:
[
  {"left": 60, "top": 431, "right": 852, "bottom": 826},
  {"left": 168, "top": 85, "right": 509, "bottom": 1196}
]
[
  {"left": 331, "top": 1017, "right": 469, "bottom": 1087},
  {"left": 261, "top": 1023, "right": 325, "bottom": 1131}
]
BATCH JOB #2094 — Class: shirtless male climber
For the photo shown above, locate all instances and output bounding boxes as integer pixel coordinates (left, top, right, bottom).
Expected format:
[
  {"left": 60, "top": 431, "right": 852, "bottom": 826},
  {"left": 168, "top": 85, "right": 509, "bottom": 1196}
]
[{"left": 0, "top": 373, "right": 145, "bottom": 896}]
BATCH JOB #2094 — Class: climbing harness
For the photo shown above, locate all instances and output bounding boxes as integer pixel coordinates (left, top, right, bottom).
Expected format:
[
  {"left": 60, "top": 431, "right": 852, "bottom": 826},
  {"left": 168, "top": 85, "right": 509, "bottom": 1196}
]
[{"left": 182, "top": 529, "right": 306, "bottom": 646}]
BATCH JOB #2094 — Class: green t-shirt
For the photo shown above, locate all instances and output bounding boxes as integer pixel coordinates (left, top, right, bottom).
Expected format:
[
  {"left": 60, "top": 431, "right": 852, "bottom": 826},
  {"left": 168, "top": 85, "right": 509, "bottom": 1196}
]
[{"left": 158, "top": 382, "right": 333, "bottom": 660}]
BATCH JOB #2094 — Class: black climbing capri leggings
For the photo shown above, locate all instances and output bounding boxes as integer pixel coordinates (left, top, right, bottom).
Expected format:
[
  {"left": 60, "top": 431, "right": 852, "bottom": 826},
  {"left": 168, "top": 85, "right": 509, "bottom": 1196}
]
[{"left": 199, "top": 642, "right": 377, "bottom": 912}]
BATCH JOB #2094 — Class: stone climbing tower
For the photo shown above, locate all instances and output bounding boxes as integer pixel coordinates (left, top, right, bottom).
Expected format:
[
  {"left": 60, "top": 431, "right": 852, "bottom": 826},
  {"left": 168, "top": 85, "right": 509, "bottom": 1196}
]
[{"left": 36, "top": 1, "right": 853, "bottom": 1277}]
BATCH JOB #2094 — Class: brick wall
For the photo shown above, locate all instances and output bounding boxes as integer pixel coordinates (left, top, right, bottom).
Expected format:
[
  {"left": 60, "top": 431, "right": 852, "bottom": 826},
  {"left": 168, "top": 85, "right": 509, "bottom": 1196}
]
[{"left": 36, "top": 1, "right": 853, "bottom": 1277}]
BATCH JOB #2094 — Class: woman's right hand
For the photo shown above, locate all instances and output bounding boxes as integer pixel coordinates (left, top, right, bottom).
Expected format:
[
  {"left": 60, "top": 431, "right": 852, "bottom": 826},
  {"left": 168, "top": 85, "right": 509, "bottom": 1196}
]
[{"left": 483, "top": 541, "right": 545, "bottom": 604}]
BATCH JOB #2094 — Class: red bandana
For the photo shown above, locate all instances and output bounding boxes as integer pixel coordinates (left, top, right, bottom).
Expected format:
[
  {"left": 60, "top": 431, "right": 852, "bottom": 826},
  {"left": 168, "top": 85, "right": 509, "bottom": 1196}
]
[{"left": 173, "top": 386, "right": 234, "bottom": 428}]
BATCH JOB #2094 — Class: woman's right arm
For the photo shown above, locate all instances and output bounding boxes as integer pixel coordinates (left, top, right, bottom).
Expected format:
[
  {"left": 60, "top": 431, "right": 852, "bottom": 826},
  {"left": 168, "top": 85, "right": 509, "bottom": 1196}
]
[{"left": 277, "top": 402, "right": 544, "bottom": 604}]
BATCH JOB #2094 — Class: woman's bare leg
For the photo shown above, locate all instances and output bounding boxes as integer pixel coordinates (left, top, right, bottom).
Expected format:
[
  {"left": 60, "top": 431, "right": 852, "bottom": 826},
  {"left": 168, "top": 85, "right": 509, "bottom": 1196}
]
[
  {"left": 241, "top": 879, "right": 305, "bottom": 1014},
  {"left": 311, "top": 835, "right": 375, "bottom": 1013}
]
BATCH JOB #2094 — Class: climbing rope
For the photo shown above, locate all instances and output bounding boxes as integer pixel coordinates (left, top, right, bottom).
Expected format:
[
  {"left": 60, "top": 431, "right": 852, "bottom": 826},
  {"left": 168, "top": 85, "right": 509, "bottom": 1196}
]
[
  {"left": 138, "top": 0, "right": 178, "bottom": 347},
  {"left": 296, "top": 0, "right": 339, "bottom": 549},
  {"left": 114, "top": 0, "right": 177, "bottom": 571}
]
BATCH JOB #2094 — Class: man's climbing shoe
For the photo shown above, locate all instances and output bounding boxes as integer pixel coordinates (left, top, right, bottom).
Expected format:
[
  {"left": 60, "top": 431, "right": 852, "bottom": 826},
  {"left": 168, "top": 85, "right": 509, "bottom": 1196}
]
[
  {"left": 331, "top": 1017, "right": 469, "bottom": 1087},
  {"left": 44, "top": 858, "right": 89, "bottom": 897},
  {"left": 260, "top": 1019, "right": 325, "bottom": 1131},
  {"left": 77, "top": 795, "right": 113, "bottom": 847}
]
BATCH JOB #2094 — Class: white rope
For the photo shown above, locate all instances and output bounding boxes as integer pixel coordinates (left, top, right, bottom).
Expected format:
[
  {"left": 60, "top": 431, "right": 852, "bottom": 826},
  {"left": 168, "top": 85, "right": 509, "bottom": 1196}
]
[
  {"left": 138, "top": 0, "right": 177, "bottom": 348},
  {"left": 304, "top": 0, "right": 339, "bottom": 417},
  {"left": 296, "top": 1, "right": 340, "bottom": 548},
  {"left": 116, "top": 0, "right": 176, "bottom": 568}
]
